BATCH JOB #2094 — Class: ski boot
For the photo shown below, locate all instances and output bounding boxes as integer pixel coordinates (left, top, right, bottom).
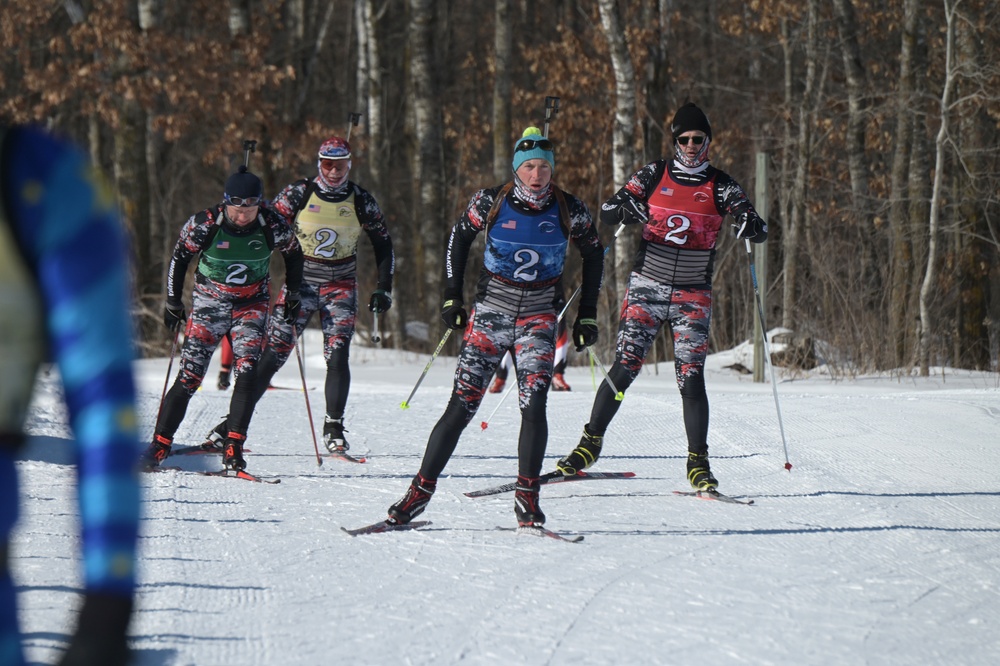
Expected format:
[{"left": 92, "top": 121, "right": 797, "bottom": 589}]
[
  {"left": 556, "top": 425, "right": 603, "bottom": 476},
  {"left": 514, "top": 475, "right": 545, "bottom": 527},
  {"left": 140, "top": 434, "right": 173, "bottom": 470},
  {"left": 323, "top": 416, "right": 350, "bottom": 454},
  {"left": 687, "top": 452, "right": 718, "bottom": 491},
  {"left": 201, "top": 419, "right": 228, "bottom": 452},
  {"left": 387, "top": 474, "right": 436, "bottom": 525},
  {"left": 222, "top": 433, "right": 247, "bottom": 471},
  {"left": 550, "top": 373, "right": 571, "bottom": 391}
]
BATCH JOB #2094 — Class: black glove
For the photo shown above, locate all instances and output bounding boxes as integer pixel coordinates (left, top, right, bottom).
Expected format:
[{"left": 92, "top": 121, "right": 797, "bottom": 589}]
[
  {"left": 369, "top": 289, "right": 392, "bottom": 313},
  {"left": 58, "top": 592, "right": 133, "bottom": 666},
  {"left": 283, "top": 292, "right": 301, "bottom": 325},
  {"left": 572, "top": 315, "right": 599, "bottom": 352},
  {"left": 441, "top": 299, "right": 468, "bottom": 330},
  {"left": 733, "top": 215, "right": 767, "bottom": 241},
  {"left": 163, "top": 301, "right": 186, "bottom": 331},
  {"left": 618, "top": 197, "right": 649, "bottom": 225}
]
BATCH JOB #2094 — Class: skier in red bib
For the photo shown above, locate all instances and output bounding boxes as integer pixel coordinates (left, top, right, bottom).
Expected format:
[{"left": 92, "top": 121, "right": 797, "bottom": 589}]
[{"left": 555, "top": 103, "right": 767, "bottom": 491}]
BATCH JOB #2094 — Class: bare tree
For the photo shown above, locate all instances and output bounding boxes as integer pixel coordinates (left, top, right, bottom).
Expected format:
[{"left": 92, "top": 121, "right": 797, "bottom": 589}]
[
  {"left": 597, "top": 0, "right": 640, "bottom": 306},
  {"left": 780, "top": 0, "right": 819, "bottom": 331},
  {"left": 492, "top": 0, "right": 513, "bottom": 183},
  {"left": 887, "top": 0, "right": 922, "bottom": 367},
  {"left": 407, "top": 0, "right": 446, "bottom": 338}
]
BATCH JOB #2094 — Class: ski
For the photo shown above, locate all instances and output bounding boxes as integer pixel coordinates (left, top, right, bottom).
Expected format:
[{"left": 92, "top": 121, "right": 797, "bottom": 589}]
[
  {"left": 464, "top": 470, "right": 636, "bottom": 498},
  {"left": 203, "top": 469, "right": 280, "bottom": 484},
  {"left": 496, "top": 525, "right": 584, "bottom": 543},
  {"left": 142, "top": 465, "right": 183, "bottom": 473},
  {"left": 170, "top": 442, "right": 253, "bottom": 456},
  {"left": 322, "top": 451, "right": 367, "bottom": 464},
  {"left": 673, "top": 490, "right": 754, "bottom": 505},
  {"left": 341, "top": 520, "right": 432, "bottom": 537}
]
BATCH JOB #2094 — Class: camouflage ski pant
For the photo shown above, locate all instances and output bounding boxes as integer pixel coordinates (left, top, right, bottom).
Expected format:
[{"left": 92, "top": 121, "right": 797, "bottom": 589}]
[
  {"left": 418, "top": 302, "right": 557, "bottom": 480},
  {"left": 268, "top": 279, "right": 357, "bottom": 363},
  {"left": 588, "top": 272, "right": 713, "bottom": 455},
  {"left": 156, "top": 287, "right": 268, "bottom": 439},
  {"left": 263, "top": 280, "right": 357, "bottom": 418}
]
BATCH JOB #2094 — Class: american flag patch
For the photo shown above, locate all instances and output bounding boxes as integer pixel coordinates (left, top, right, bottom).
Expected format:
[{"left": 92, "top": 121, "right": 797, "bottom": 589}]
[
  {"left": 501, "top": 220, "right": 517, "bottom": 229},
  {"left": 660, "top": 187, "right": 674, "bottom": 196},
  {"left": 216, "top": 241, "right": 230, "bottom": 249},
  {"left": 307, "top": 204, "right": 321, "bottom": 213}
]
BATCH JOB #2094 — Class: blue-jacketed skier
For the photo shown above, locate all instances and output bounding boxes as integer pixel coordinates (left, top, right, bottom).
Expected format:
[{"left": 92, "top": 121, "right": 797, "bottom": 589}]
[{"left": 387, "top": 126, "right": 604, "bottom": 528}]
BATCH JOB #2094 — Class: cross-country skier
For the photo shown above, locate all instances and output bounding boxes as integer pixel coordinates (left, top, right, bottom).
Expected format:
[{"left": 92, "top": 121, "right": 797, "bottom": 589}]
[
  {"left": 142, "top": 166, "right": 304, "bottom": 472},
  {"left": 386, "top": 126, "right": 604, "bottom": 528},
  {"left": 202, "top": 136, "right": 394, "bottom": 455},
  {"left": 555, "top": 102, "right": 767, "bottom": 491},
  {"left": 0, "top": 124, "right": 141, "bottom": 665}
]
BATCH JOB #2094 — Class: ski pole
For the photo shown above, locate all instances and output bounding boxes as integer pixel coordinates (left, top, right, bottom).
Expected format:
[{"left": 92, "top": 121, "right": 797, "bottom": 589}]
[
  {"left": 542, "top": 96, "right": 560, "bottom": 138},
  {"left": 586, "top": 346, "right": 624, "bottom": 401},
  {"left": 292, "top": 330, "right": 324, "bottom": 467},
  {"left": 154, "top": 331, "right": 181, "bottom": 428},
  {"left": 745, "top": 238, "right": 792, "bottom": 471},
  {"left": 372, "top": 311, "right": 382, "bottom": 344},
  {"left": 346, "top": 112, "right": 361, "bottom": 140},
  {"left": 400, "top": 328, "right": 452, "bottom": 409},
  {"left": 242, "top": 139, "right": 257, "bottom": 168}
]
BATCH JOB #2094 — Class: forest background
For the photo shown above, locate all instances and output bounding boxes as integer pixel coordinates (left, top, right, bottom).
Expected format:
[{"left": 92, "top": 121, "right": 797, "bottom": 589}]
[{"left": 2, "top": 0, "right": 998, "bottom": 376}]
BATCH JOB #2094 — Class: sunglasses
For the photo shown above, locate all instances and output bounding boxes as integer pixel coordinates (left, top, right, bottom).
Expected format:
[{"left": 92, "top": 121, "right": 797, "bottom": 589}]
[
  {"left": 677, "top": 135, "right": 706, "bottom": 146},
  {"left": 225, "top": 195, "right": 262, "bottom": 207},
  {"left": 515, "top": 138, "right": 553, "bottom": 152}
]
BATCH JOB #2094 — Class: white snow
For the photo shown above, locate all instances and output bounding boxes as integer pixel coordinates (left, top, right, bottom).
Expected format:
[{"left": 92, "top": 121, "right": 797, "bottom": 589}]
[{"left": 13, "top": 330, "right": 1000, "bottom": 665}]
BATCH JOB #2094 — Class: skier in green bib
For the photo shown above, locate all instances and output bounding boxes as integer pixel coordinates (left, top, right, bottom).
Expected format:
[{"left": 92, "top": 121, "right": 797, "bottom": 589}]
[{"left": 143, "top": 167, "right": 304, "bottom": 472}]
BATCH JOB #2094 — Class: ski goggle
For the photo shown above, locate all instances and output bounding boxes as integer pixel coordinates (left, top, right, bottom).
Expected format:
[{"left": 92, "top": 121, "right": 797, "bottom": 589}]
[
  {"left": 676, "top": 135, "right": 707, "bottom": 146},
  {"left": 225, "top": 195, "right": 262, "bottom": 207},
  {"left": 515, "top": 138, "right": 553, "bottom": 152}
]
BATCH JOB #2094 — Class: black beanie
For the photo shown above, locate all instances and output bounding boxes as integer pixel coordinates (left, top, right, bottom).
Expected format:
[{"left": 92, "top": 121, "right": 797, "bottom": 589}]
[
  {"left": 224, "top": 165, "right": 263, "bottom": 200},
  {"left": 670, "top": 103, "right": 712, "bottom": 141}
]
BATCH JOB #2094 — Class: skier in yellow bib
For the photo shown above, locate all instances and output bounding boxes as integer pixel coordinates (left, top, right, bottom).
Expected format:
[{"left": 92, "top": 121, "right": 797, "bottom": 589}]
[{"left": 205, "top": 137, "right": 394, "bottom": 454}]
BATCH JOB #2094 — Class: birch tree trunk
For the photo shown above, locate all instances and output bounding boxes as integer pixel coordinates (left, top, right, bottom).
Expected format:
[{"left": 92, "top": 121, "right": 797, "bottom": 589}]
[
  {"left": 597, "top": 0, "right": 639, "bottom": 321},
  {"left": 492, "top": 0, "right": 513, "bottom": 183},
  {"left": 407, "top": 0, "right": 445, "bottom": 342},
  {"left": 887, "top": 0, "right": 921, "bottom": 367},
  {"left": 780, "top": 0, "right": 818, "bottom": 331},
  {"left": 919, "top": 0, "right": 960, "bottom": 375},
  {"left": 362, "top": 0, "right": 385, "bottom": 191},
  {"left": 116, "top": 1, "right": 153, "bottom": 345}
]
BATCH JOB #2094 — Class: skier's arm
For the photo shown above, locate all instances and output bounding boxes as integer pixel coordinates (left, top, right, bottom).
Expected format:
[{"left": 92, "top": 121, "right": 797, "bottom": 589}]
[
  {"left": 567, "top": 196, "right": 605, "bottom": 317},
  {"left": 715, "top": 172, "right": 767, "bottom": 243},
  {"left": 599, "top": 161, "right": 664, "bottom": 227},
  {"left": 355, "top": 187, "right": 395, "bottom": 293},
  {"left": 443, "top": 188, "right": 493, "bottom": 302}
]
